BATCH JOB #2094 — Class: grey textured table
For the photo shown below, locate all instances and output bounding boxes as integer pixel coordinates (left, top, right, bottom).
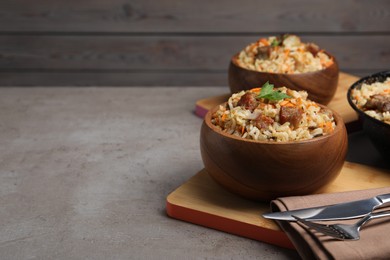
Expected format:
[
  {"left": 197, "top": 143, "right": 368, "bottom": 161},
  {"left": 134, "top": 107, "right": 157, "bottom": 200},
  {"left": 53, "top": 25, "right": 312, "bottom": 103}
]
[{"left": 0, "top": 87, "right": 300, "bottom": 259}]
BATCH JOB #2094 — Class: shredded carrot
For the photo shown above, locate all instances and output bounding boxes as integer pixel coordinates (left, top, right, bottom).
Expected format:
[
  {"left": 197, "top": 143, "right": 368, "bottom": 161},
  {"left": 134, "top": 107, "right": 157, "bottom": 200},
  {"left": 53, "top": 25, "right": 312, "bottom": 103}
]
[
  {"left": 296, "top": 98, "right": 303, "bottom": 107},
  {"left": 280, "top": 100, "right": 295, "bottom": 107},
  {"left": 324, "top": 122, "right": 334, "bottom": 133},
  {"left": 318, "top": 121, "right": 334, "bottom": 134},
  {"left": 259, "top": 38, "right": 269, "bottom": 46},
  {"left": 323, "top": 59, "right": 334, "bottom": 67},
  {"left": 241, "top": 125, "right": 245, "bottom": 134},
  {"left": 280, "top": 100, "right": 289, "bottom": 106},
  {"left": 250, "top": 87, "right": 261, "bottom": 93},
  {"left": 284, "top": 49, "right": 290, "bottom": 56},
  {"left": 221, "top": 113, "right": 227, "bottom": 122}
]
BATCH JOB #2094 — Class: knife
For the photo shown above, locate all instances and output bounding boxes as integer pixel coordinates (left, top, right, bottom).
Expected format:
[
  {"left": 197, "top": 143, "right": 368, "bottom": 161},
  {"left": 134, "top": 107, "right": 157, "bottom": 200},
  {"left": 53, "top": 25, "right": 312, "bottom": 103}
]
[{"left": 262, "top": 193, "right": 390, "bottom": 221}]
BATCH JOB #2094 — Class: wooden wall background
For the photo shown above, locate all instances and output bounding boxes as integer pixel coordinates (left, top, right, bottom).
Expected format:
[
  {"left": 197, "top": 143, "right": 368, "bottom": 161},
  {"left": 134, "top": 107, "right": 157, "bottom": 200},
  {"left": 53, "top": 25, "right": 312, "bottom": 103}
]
[{"left": 0, "top": 0, "right": 389, "bottom": 86}]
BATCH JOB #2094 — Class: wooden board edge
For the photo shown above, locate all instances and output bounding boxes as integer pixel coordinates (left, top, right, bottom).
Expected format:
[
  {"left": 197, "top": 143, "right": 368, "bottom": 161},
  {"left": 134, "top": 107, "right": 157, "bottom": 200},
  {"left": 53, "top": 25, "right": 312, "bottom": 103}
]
[
  {"left": 166, "top": 194, "right": 295, "bottom": 250},
  {"left": 195, "top": 93, "right": 230, "bottom": 118},
  {"left": 194, "top": 103, "right": 209, "bottom": 118}
]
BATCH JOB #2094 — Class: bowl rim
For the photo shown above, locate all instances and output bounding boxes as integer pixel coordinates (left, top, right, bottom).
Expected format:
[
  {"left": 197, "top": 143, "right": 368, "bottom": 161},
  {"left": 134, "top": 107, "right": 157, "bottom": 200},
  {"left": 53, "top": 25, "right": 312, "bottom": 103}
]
[
  {"left": 230, "top": 51, "right": 338, "bottom": 76},
  {"left": 204, "top": 101, "right": 346, "bottom": 145},
  {"left": 347, "top": 70, "right": 390, "bottom": 129}
]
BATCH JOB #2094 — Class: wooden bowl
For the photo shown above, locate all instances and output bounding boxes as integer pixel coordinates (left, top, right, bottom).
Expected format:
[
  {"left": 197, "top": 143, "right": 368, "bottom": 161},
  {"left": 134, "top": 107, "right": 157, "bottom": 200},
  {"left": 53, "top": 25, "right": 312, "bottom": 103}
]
[
  {"left": 347, "top": 70, "right": 390, "bottom": 161},
  {"left": 200, "top": 104, "right": 348, "bottom": 201},
  {"left": 228, "top": 53, "right": 339, "bottom": 105}
]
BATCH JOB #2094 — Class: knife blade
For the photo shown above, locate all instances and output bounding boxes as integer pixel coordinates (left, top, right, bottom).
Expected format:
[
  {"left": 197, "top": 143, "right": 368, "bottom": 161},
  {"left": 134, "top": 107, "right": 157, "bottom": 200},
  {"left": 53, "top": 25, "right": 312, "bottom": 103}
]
[{"left": 262, "top": 193, "right": 390, "bottom": 221}]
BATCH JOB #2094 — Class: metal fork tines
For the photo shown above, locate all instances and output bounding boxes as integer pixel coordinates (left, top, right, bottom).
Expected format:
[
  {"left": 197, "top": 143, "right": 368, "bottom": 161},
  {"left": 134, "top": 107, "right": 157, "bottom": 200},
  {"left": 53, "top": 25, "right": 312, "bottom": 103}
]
[{"left": 293, "top": 210, "right": 390, "bottom": 240}]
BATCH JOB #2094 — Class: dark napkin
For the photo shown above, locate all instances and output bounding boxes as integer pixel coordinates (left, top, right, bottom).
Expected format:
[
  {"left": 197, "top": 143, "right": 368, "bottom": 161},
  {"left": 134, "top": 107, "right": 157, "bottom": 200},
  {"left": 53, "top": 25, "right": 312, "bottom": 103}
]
[{"left": 270, "top": 187, "right": 390, "bottom": 260}]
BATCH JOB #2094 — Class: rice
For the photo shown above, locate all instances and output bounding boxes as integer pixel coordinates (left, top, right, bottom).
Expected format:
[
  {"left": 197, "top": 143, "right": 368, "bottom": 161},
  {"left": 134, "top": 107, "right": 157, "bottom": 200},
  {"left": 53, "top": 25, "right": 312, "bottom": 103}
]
[
  {"left": 350, "top": 77, "right": 390, "bottom": 124},
  {"left": 211, "top": 83, "right": 336, "bottom": 142},
  {"left": 236, "top": 34, "right": 334, "bottom": 74}
]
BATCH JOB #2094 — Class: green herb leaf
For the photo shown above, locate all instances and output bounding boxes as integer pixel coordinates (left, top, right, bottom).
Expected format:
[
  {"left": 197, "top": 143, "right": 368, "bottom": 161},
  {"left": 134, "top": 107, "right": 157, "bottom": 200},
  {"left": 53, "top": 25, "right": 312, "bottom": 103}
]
[
  {"left": 259, "top": 81, "right": 274, "bottom": 96},
  {"left": 262, "top": 91, "right": 291, "bottom": 100},
  {"left": 256, "top": 81, "right": 291, "bottom": 101},
  {"left": 270, "top": 39, "right": 280, "bottom": 47}
]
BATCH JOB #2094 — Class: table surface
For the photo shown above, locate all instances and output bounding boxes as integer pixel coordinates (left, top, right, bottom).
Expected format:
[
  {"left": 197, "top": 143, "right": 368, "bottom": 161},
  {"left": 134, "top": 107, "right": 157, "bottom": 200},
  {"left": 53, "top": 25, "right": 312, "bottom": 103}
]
[{"left": 1, "top": 87, "right": 387, "bottom": 259}]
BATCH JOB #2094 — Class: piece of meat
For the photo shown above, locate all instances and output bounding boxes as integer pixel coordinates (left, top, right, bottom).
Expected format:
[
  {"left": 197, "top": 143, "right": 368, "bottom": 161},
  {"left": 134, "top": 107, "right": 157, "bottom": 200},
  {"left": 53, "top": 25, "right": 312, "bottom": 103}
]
[
  {"left": 237, "top": 92, "right": 258, "bottom": 111},
  {"left": 364, "top": 94, "right": 390, "bottom": 113},
  {"left": 256, "top": 46, "right": 271, "bottom": 60},
  {"left": 306, "top": 43, "right": 320, "bottom": 56},
  {"left": 254, "top": 114, "right": 274, "bottom": 130},
  {"left": 279, "top": 106, "right": 303, "bottom": 129}
]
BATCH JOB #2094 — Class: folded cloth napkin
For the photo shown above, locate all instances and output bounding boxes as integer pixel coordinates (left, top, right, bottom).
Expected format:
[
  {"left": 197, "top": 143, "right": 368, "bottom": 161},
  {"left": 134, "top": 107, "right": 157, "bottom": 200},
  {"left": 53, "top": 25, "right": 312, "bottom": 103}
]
[{"left": 270, "top": 187, "right": 390, "bottom": 260}]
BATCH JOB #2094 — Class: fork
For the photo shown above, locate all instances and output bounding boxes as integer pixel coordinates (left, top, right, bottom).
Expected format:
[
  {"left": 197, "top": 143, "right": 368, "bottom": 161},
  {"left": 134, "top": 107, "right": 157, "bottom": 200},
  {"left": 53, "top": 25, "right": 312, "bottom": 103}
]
[{"left": 293, "top": 210, "right": 390, "bottom": 240}]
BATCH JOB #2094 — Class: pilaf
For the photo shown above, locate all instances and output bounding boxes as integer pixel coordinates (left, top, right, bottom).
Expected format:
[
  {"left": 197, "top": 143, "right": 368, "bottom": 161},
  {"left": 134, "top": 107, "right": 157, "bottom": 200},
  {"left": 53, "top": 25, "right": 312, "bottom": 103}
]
[
  {"left": 211, "top": 82, "right": 336, "bottom": 142},
  {"left": 236, "top": 34, "right": 334, "bottom": 74},
  {"left": 350, "top": 77, "right": 390, "bottom": 124}
]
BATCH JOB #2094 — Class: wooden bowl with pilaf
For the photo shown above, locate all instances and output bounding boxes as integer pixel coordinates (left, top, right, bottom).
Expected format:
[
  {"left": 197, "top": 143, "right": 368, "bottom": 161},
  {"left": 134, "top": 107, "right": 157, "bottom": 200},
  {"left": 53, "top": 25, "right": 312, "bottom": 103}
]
[
  {"left": 228, "top": 34, "right": 339, "bottom": 105},
  {"left": 200, "top": 85, "right": 348, "bottom": 201}
]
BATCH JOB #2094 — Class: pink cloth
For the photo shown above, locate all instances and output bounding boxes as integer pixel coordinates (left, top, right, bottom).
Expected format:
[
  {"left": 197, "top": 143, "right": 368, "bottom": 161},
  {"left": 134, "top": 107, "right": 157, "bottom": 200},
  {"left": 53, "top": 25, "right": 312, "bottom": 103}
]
[{"left": 271, "top": 187, "right": 390, "bottom": 259}]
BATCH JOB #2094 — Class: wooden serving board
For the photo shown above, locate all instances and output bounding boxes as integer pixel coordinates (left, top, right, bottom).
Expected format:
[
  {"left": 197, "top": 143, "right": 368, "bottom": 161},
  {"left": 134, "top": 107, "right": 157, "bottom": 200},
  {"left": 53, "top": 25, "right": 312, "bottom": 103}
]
[
  {"left": 166, "top": 162, "right": 390, "bottom": 249},
  {"left": 195, "top": 72, "right": 359, "bottom": 124},
  {"left": 167, "top": 71, "right": 388, "bottom": 249}
]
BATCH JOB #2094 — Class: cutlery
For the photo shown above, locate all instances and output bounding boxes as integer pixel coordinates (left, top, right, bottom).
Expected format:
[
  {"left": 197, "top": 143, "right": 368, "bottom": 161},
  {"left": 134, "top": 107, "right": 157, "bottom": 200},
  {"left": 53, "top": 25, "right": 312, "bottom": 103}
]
[
  {"left": 293, "top": 210, "right": 390, "bottom": 240},
  {"left": 262, "top": 193, "right": 390, "bottom": 221}
]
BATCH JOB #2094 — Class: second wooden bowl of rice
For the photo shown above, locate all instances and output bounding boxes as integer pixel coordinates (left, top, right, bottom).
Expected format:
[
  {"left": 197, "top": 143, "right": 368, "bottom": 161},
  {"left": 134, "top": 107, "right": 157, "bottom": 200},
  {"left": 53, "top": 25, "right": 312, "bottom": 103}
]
[
  {"left": 228, "top": 34, "right": 339, "bottom": 105},
  {"left": 200, "top": 84, "right": 348, "bottom": 201}
]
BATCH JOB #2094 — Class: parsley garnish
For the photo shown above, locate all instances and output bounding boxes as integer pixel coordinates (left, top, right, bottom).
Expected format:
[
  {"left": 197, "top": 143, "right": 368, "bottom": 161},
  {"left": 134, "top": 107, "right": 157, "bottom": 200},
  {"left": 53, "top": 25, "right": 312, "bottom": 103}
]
[
  {"left": 270, "top": 39, "right": 280, "bottom": 47},
  {"left": 256, "top": 82, "right": 291, "bottom": 101},
  {"left": 271, "top": 34, "right": 289, "bottom": 47}
]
